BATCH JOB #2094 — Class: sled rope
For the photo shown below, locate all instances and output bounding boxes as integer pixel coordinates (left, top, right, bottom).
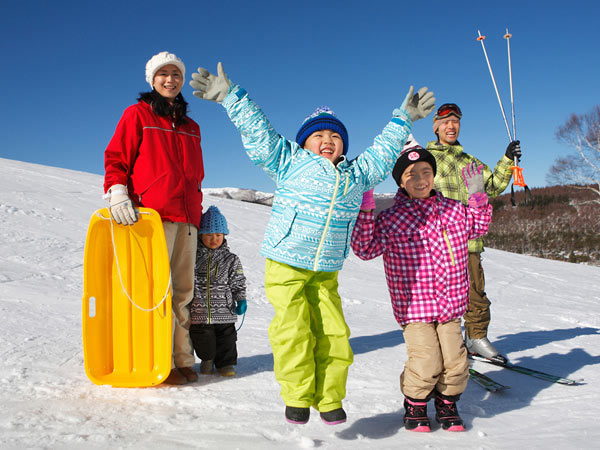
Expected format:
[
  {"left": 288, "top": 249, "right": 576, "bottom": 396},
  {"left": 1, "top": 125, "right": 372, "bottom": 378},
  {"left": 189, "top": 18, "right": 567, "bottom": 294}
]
[{"left": 96, "top": 209, "right": 172, "bottom": 312}]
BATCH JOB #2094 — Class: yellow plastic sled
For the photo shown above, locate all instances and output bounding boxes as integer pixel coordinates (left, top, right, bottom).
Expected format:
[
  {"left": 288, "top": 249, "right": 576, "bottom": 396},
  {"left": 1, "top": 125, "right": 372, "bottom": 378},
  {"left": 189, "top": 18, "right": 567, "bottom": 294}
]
[{"left": 82, "top": 207, "right": 172, "bottom": 387}]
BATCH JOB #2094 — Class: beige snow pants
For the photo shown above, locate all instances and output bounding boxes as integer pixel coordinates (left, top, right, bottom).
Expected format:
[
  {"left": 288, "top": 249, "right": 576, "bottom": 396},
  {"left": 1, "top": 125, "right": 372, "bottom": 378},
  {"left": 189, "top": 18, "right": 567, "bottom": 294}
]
[
  {"left": 164, "top": 222, "right": 197, "bottom": 368},
  {"left": 400, "top": 319, "right": 469, "bottom": 400}
]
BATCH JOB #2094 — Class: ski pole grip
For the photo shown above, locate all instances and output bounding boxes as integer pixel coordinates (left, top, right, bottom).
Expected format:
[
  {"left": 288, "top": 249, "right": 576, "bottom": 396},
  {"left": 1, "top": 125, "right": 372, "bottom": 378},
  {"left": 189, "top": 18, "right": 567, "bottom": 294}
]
[{"left": 511, "top": 165, "right": 527, "bottom": 187}]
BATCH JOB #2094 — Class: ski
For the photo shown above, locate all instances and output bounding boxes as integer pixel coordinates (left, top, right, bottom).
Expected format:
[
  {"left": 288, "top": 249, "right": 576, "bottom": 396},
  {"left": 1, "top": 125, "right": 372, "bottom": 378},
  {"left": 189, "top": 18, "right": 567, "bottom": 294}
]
[
  {"left": 469, "top": 368, "right": 510, "bottom": 392},
  {"left": 469, "top": 354, "right": 584, "bottom": 386}
]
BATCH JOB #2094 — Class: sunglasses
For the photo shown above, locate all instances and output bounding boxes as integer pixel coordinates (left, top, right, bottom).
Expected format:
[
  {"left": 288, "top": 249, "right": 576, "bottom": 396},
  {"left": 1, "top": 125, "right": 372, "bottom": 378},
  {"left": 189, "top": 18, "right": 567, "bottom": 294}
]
[{"left": 434, "top": 103, "right": 462, "bottom": 120}]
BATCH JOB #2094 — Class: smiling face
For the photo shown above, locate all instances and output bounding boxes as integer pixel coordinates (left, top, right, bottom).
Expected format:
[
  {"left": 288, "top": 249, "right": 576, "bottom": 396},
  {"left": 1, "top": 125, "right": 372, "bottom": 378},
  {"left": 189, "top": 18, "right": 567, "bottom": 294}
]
[
  {"left": 400, "top": 161, "right": 435, "bottom": 199},
  {"left": 436, "top": 117, "right": 461, "bottom": 145},
  {"left": 152, "top": 64, "right": 183, "bottom": 102},
  {"left": 303, "top": 129, "right": 344, "bottom": 162},
  {"left": 201, "top": 233, "right": 224, "bottom": 249}
]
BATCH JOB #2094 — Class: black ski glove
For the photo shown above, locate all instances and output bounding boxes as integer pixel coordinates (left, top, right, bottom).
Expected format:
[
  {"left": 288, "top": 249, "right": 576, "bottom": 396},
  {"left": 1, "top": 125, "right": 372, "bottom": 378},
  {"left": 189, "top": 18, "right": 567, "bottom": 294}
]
[{"left": 505, "top": 140, "right": 522, "bottom": 162}]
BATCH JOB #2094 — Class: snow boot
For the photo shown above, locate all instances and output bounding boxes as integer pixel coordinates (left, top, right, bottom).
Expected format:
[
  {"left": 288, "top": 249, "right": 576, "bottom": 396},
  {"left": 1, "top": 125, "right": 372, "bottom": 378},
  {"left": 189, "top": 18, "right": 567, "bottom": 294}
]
[
  {"left": 434, "top": 393, "right": 465, "bottom": 432},
  {"left": 178, "top": 366, "right": 199, "bottom": 382},
  {"left": 403, "top": 398, "right": 431, "bottom": 432},
  {"left": 465, "top": 334, "right": 507, "bottom": 365},
  {"left": 199, "top": 360, "right": 214, "bottom": 374},
  {"left": 320, "top": 407, "right": 347, "bottom": 425},
  {"left": 164, "top": 368, "right": 188, "bottom": 385},
  {"left": 285, "top": 406, "right": 310, "bottom": 424},
  {"left": 218, "top": 365, "right": 236, "bottom": 377}
]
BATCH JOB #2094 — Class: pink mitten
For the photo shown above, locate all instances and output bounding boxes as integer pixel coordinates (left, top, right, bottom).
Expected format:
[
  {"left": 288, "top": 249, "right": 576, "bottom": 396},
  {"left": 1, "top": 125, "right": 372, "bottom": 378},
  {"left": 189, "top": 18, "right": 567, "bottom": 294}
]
[{"left": 361, "top": 189, "right": 376, "bottom": 210}]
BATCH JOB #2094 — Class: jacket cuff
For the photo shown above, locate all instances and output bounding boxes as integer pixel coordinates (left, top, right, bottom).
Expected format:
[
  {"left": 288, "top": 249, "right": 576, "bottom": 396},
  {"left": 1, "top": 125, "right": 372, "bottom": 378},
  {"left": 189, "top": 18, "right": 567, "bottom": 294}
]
[{"left": 222, "top": 84, "right": 247, "bottom": 109}]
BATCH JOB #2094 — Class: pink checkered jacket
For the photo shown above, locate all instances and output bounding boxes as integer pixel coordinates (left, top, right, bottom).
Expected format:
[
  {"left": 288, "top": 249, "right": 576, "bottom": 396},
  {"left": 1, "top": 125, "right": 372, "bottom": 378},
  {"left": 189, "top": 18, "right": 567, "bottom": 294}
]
[{"left": 351, "top": 189, "right": 492, "bottom": 326}]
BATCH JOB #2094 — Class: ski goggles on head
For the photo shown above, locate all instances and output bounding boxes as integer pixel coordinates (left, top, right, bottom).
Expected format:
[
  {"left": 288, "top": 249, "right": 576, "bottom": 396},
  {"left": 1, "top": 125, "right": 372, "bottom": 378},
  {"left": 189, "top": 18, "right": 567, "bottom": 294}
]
[{"left": 434, "top": 103, "right": 462, "bottom": 121}]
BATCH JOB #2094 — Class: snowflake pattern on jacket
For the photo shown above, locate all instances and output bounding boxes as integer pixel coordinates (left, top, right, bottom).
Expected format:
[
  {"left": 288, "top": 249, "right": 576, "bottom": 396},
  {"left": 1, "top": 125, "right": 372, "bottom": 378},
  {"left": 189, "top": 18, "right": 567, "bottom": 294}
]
[
  {"left": 351, "top": 190, "right": 492, "bottom": 325},
  {"left": 221, "top": 85, "right": 413, "bottom": 272},
  {"left": 190, "top": 240, "right": 247, "bottom": 324}
]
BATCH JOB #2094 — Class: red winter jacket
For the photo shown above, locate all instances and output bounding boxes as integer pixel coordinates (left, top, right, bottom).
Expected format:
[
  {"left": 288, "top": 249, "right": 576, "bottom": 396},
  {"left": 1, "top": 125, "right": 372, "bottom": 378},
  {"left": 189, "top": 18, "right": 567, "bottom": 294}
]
[{"left": 104, "top": 101, "right": 204, "bottom": 226}]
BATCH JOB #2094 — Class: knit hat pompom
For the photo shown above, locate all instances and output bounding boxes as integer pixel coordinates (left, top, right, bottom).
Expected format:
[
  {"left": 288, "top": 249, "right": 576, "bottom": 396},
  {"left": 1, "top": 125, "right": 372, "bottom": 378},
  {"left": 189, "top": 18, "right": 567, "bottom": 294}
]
[
  {"left": 402, "top": 133, "right": 421, "bottom": 152},
  {"left": 295, "top": 106, "right": 349, "bottom": 154},
  {"left": 145, "top": 51, "right": 186, "bottom": 88},
  {"left": 392, "top": 146, "right": 437, "bottom": 187},
  {"left": 198, "top": 206, "right": 229, "bottom": 235}
]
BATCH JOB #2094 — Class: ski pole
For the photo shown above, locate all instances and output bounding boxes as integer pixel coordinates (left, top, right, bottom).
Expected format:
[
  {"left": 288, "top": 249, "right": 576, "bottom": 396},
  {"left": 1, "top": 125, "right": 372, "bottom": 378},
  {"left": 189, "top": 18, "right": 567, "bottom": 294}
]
[
  {"left": 477, "top": 29, "right": 531, "bottom": 207},
  {"left": 504, "top": 28, "right": 517, "bottom": 146},
  {"left": 502, "top": 29, "right": 527, "bottom": 191},
  {"left": 477, "top": 30, "right": 514, "bottom": 142}
]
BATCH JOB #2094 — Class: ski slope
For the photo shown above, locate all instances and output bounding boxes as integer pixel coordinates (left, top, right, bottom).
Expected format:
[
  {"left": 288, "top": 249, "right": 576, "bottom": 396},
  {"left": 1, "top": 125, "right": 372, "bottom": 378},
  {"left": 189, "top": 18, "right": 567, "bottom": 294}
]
[{"left": 1, "top": 157, "right": 599, "bottom": 449}]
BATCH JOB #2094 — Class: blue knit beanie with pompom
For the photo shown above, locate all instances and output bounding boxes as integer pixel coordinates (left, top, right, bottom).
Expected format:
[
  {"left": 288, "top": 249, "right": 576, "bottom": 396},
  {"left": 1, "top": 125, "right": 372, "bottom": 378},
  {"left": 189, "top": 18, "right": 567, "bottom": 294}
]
[
  {"left": 295, "top": 106, "right": 349, "bottom": 155},
  {"left": 198, "top": 206, "right": 229, "bottom": 235}
]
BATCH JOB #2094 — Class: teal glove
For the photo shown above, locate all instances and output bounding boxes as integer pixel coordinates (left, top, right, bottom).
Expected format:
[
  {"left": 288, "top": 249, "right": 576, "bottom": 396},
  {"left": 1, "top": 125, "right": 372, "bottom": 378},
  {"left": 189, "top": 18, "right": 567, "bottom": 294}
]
[
  {"left": 189, "top": 62, "right": 231, "bottom": 103},
  {"left": 395, "top": 86, "right": 436, "bottom": 122},
  {"left": 235, "top": 300, "right": 247, "bottom": 315}
]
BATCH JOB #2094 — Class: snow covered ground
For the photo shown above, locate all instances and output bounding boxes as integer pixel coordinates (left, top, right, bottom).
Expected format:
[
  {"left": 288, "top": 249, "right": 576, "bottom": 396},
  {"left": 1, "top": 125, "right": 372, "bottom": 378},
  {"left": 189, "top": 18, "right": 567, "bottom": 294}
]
[{"left": 1, "top": 157, "right": 599, "bottom": 449}]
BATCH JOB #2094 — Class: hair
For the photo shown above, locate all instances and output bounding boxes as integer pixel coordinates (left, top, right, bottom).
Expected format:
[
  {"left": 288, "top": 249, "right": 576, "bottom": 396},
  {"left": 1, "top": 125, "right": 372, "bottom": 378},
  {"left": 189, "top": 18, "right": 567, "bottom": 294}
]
[{"left": 137, "top": 90, "right": 188, "bottom": 126}]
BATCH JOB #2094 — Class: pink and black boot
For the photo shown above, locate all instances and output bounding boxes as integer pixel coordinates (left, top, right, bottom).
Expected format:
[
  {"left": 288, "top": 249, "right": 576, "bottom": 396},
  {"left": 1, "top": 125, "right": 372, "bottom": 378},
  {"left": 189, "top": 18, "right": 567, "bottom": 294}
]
[
  {"left": 434, "top": 392, "right": 466, "bottom": 432},
  {"left": 403, "top": 397, "right": 431, "bottom": 432}
]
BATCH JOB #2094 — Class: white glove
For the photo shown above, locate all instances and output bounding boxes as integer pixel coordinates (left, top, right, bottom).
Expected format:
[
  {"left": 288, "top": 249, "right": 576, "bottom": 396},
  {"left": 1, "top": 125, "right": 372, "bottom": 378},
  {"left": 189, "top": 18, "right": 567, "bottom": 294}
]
[
  {"left": 106, "top": 184, "right": 138, "bottom": 225},
  {"left": 189, "top": 62, "right": 231, "bottom": 103},
  {"left": 462, "top": 162, "right": 485, "bottom": 196},
  {"left": 398, "top": 86, "right": 436, "bottom": 122}
]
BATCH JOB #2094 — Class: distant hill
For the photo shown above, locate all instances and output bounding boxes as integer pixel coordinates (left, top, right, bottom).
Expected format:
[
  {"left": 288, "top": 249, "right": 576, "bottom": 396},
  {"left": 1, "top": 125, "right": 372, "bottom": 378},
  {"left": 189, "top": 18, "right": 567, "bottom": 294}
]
[{"left": 486, "top": 185, "right": 599, "bottom": 265}]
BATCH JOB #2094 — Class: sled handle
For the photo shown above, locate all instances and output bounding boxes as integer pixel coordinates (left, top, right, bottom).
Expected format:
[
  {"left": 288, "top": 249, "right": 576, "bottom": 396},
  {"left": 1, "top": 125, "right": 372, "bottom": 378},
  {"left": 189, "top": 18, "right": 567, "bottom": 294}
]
[{"left": 96, "top": 208, "right": 172, "bottom": 312}]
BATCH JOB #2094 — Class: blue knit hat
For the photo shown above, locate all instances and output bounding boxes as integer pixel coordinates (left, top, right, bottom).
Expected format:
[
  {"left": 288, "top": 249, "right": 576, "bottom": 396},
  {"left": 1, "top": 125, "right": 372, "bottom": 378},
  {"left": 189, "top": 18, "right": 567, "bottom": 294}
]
[
  {"left": 295, "top": 106, "right": 349, "bottom": 155},
  {"left": 198, "top": 206, "right": 229, "bottom": 234}
]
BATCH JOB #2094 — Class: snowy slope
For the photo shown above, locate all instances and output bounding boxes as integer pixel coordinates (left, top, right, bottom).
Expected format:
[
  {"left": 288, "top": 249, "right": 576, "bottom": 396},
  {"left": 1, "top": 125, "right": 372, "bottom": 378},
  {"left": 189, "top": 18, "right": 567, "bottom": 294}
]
[{"left": 1, "top": 157, "right": 599, "bottom": 449}]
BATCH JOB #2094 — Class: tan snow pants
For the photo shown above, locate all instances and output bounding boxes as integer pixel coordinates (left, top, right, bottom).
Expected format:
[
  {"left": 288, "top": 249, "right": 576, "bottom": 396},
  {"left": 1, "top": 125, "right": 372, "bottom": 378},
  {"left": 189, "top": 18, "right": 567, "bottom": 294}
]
[
  {"left": 164, "top": 222, "right": 197, "bottom": 368},
  {"left": 400, "top": 319, "right": 468, "bottom": 400}
]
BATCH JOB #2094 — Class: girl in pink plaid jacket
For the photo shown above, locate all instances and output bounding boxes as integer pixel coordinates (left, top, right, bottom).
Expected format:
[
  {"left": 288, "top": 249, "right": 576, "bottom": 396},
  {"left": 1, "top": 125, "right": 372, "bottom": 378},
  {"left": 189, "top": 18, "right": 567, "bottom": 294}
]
[{"left": 351, "top": 142, "right": 492, "bottom": 433}]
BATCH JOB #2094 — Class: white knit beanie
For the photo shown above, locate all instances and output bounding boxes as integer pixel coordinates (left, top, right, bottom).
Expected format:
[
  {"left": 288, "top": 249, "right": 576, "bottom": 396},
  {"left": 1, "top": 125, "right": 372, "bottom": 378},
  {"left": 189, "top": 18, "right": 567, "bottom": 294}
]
[{"left": 145, "top": 51, "right": 186, "bottom": 88}]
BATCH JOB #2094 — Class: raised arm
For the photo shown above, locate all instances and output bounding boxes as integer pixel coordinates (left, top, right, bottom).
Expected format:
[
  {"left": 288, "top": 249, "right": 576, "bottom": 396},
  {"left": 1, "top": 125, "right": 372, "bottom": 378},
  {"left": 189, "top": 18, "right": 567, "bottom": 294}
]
[
  {"left": 462, "top": 162, "right": 493, "bottom": 239},
  {"left": 190, "top": 62, "right": 293, "bottom": 181},
  {"left": 354, "top": 86, "right": 436, "bottom": 189},
  {"left": 351, "top": 211, "right": 385, "bottom": 260}
]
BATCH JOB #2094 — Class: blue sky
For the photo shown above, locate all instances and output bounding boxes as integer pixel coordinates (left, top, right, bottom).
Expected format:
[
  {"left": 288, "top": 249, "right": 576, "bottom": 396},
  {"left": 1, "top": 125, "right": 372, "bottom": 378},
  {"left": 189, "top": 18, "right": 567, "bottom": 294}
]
[{"left": 2, "top": 0, "right": 599, "bottom": 193}]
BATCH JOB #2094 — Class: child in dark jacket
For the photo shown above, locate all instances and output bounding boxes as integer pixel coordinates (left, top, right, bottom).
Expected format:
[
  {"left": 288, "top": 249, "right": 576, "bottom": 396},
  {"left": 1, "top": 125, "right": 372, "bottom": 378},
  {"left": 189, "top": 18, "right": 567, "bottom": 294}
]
[
  {"left": 351, "top": 142, "right": 492, "bottom": 432},
  {"left": 190, "top": 206, "right": 247, "bottom": 377}
]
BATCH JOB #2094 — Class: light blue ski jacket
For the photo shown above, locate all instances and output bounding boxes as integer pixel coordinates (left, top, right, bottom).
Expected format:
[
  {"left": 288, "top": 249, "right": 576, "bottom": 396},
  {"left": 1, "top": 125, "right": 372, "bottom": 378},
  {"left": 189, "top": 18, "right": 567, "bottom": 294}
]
[{"left": 222, "top": 85, "right": 413, "bottom": 272}]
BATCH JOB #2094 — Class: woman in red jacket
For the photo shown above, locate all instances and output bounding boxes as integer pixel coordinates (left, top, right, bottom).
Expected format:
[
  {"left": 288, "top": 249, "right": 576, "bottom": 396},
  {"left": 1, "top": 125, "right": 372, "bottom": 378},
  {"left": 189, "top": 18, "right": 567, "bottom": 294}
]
[{"left": 104, "top": 51, "right": 204, "bottom": 385}]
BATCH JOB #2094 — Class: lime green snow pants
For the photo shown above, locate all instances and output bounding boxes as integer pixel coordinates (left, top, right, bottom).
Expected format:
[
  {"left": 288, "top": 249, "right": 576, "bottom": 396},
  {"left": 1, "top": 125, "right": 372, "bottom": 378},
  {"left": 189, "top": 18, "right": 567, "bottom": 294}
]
[{"left": 264, "top": 259, "right": 353, "bottom": 412}]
